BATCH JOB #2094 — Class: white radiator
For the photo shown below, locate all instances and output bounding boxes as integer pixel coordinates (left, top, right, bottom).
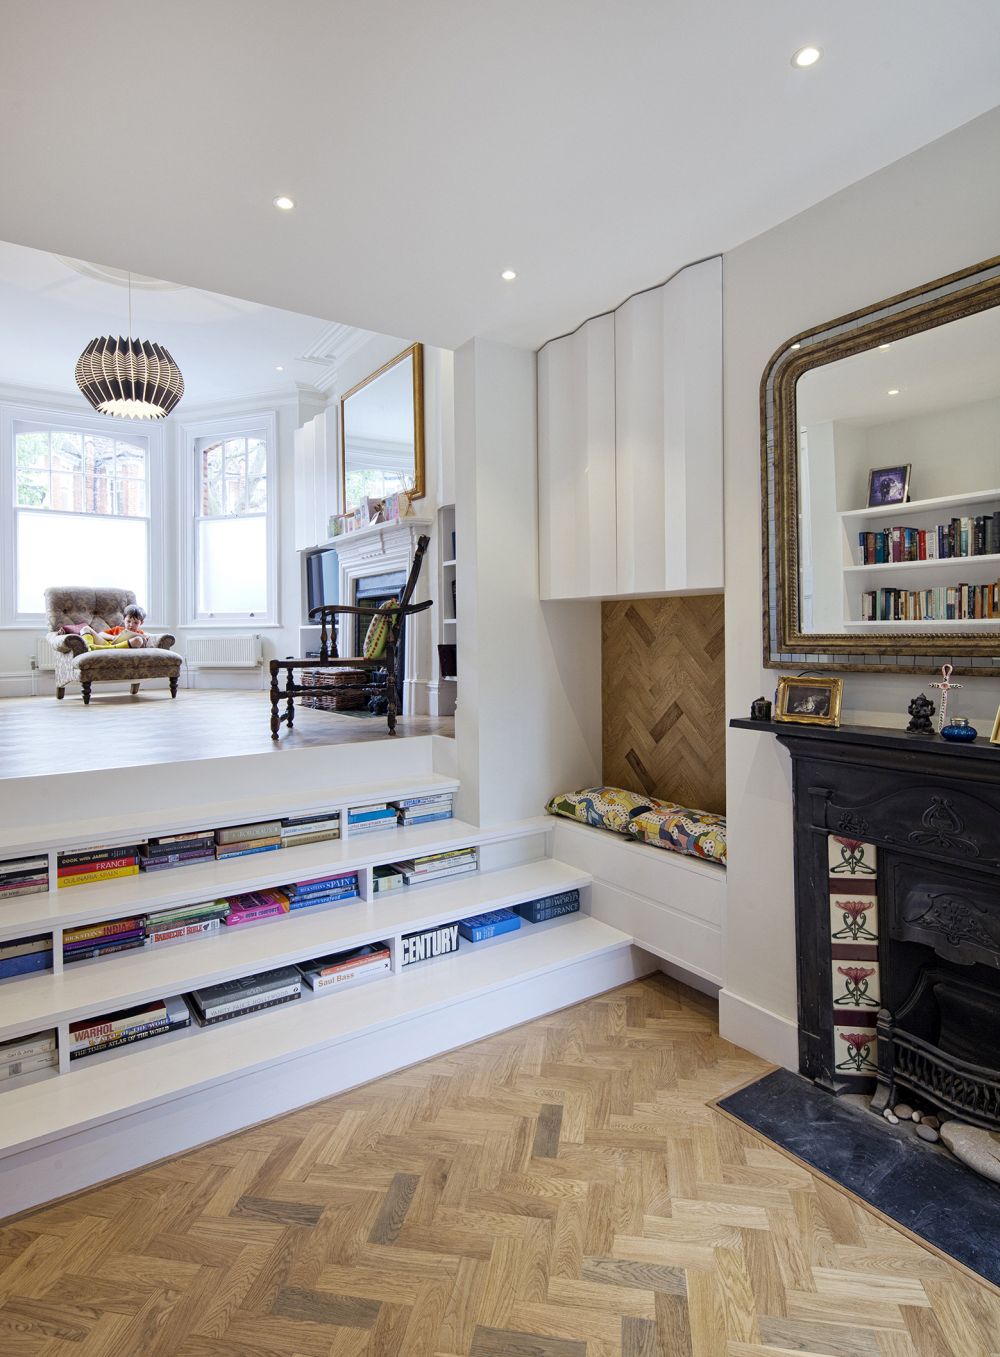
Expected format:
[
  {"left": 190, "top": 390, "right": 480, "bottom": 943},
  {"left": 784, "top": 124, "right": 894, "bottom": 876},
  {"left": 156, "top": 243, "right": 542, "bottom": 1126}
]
[
  {"left": 34, "top": 638, "right": 58, "bottom": 672},
  {"left": 187, "top": 635, "right": 262, "bottom": 668}
]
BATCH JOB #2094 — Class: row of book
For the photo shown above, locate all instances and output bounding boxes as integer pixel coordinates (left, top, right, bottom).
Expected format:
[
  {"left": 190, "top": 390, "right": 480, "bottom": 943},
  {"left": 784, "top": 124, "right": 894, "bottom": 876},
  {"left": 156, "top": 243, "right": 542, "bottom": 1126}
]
[
  {"left": 857, "top": 514, "right": 1000, "bottom": 566},
  {"left": 859, "top": 582, "right": 1000, "bottom": 622},
  {"left": 0, "top": 889, "right": 584, "bottom": 1081},
  {"left": 388, "top": 847, "right": 478, "bottom": 886},
  {"left": 0, "top": 855, "right": 48, "bottom": 900}
]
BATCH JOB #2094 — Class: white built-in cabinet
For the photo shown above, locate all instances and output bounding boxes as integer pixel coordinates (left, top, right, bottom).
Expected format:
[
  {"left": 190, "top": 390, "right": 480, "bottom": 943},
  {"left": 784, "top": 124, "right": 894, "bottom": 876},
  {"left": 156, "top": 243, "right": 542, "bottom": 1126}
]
[
  {"left": 293, "top": 405, "right": 339, "bottom": 551},
  {"left": 538, "top": 256, "right": 723, "bottom": 600}
]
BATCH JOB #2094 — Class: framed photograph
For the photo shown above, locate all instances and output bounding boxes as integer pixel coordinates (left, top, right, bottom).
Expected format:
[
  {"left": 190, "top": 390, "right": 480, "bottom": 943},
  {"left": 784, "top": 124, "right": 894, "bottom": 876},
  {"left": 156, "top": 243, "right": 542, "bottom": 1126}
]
[
  {"left": 867, "top": 464, "right": 911, "bottom": 507},
  {"left": 990, "top": 705, "right": 1000, "bottom": 746},
  {"left": 775, "top": 675, "right": 844, "bottom": 727}
]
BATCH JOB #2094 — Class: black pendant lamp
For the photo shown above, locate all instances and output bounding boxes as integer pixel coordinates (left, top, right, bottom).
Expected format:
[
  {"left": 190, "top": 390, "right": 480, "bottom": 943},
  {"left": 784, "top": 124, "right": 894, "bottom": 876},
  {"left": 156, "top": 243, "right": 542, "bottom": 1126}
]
[{"left": 75, "top": 273, "right": 184, "bottom": 420}]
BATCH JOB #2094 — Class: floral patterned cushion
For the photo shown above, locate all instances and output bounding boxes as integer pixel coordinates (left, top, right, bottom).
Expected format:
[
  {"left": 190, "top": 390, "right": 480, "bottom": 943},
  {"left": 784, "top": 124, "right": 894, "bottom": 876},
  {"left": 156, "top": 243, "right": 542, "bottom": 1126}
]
[
  {"left": 545, "top": 785, "right": 726, "bottom": 865},
  {"left": 545, "top": 786, "right": 651, "bottom": 834}
]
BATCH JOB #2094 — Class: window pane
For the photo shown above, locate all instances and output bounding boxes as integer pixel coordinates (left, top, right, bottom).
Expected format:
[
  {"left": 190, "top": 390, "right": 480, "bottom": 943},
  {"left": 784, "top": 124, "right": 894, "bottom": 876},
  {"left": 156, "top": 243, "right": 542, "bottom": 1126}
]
[
  {"left": 17, "top": 511, "right": 148, "bottom": 615},
  {"left": 15, "top": 430, "right": 50, "bottom": 471},
  {"left": 50, "top": 473, "right": 79, "bottom": 512},
  {"left": 16, "top": 469, "right": 49, "bottom": 508},
  {"left": 51, "top": 432, "right": 83, "bottom": 464},
  {"left": 198, "top": 516, "right": 266, "bottom": 615}
]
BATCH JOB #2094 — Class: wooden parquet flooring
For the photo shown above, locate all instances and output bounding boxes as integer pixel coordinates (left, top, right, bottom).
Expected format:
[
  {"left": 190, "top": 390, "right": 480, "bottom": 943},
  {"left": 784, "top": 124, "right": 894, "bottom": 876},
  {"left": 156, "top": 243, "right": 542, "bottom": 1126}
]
[{"left": 1, "top": 974, "right": 996, "bottom": 1356}]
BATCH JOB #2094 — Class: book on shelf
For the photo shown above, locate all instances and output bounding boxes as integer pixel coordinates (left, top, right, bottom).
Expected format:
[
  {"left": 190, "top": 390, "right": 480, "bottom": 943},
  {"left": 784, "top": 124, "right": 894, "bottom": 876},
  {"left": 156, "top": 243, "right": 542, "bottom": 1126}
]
[
  {"left": 516, "top": 889, "right": 581, "bottom": 923},
  {"left": 411, "top": 848, "right": 476, "bottom": 867},
  {"left": 281, "top": 810, "right": 341, "bottom": 829},
  {"left": 857, "top": 511, "right": 1000, "bottom": 566},
  {"left": 0, "top": 936, "right": 52, "bottom": 960},
  {"left": 146, "top": 918, "right": 224, "bottom": 946},
  {"left": 0, "top": 856, "right": 49, "bottom": 894},
  {"left": 299, "top": 942, "right": 391, "bottom": 991},
  {"left": 0, "top": 946, "right": 53, "bottom": 979},
  {"left": 348, "top": 803, "right": 388, "bottom": 815},
  {"left": 396, "top": 810, "right": 454, "bottom": 827},
  {"left": 279, "top": 828, "right": 341, "bottom": 847},
  {"left": 373, "top": 867, "right": 403, "bottom": 893},
  {"left": 0, "top": 880, "right": 48, "bottom": 898},
  {"left": 57, "top": 863, "right": 140, "bottom": 888},
  {"left": 57, "top": 845, "right": 137, "bottom": 868},
  {"left": 69, "top": 997, "right": 190, "bottom": 1060},
  {"left": 215, "top": 842, "right": 282, "bottom": 861},
  {"left": 215, "top": 821, "right": 284, "bottom": 845},
  {"left": 223, "top": 890, "right": 290, "bottom": 925},
  {"left": 191, "top": 987, "right": 301, "bottom": 1025},
  {"left": 287, "top": 888, "right": 357, "bottom": 911},
  {"left": 0, "top": 855, "right": 48, "bottom": 877},
  {"left": 1, "top": 1029, "right": 55, "bottom": 1059},
  {"left": 289, "top": 872, "right": 358, "bottom": 896},
  {"left": 401, "top": 862, "right": 478, "bottom": 885},
  {"left": 139, "top": 844, "right": 216, "bottom": 868},
  {"left": 70, "top": 998, "right": 171, "bottom": 1045},
  {"left": 64, "top": 916, "right": 146, "bottom": 945},
  {"left": 0, "top": 1049, "right": 58, "bottom": 1081},
  {"left": 146, "top": 830, "right": 215, "bottom": 848},
  {"left": 139, "top": 853, "right": 216, "bottom": 872},
  {"left": 347, "top": 819, "right": 401, "bottom": 836},
  {"left": 190, "top": 966, "right": 302, "bottom": 1021},
  {"left": 390, "top": 794, "right": 454, "bottom": 810},
  {"left": 400, "top": 923, "right": 460, "bottom": 967},
  {"left": 145, "top": 902, "right": 230, "bottom": 933},
  {"left": 63, "top": 937, "right": 146, "bottom": 964},
  {"left": 458, "top": 908, "right": 521, "bottom": 943}
]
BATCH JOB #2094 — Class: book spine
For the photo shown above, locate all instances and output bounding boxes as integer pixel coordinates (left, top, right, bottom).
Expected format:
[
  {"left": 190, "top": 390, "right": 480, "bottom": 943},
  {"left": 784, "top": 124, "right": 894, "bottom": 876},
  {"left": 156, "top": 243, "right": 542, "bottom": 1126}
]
[
  {"left": 281, "top": 830, "right": 341, "bottom": 846},
  {"left": 0, "top": 937, "right": 52, "bottom": 960},
  {"left": 215, "top": 821, "right": 283, "bottom": 844},
  {"left": 69, "top": 1021, "right": 175, "bottom": 1059},
  {"left": 146, "top": 833, "right": 215, "bottom": 848},
  {"left": 56, "top": 845, "right": 136, "bottom": 867},
  {"left": 0, "top": 1051, "right": 58, "bottom": 1079},
  {"left": 70, "top": 1012, "right": 167, "bottom": 1048},
  {"left": 346, "top": 820, "right": 401, "bottom": 835},
  {"left": 64, "top": 917, "right": 145, "bottom": 944},
  {"left": 313, "top": 950, "right": 391, "bottom": 976},
  {"left": 0, "top": 1033, "right": 56, "bottom": 1062},
  {"left": 195, "top": 990, "right": 301, "bottom": 1023},
  {"left": 146, "top": 919, "right": 223, "bottom": 944},
  {"left": 288, "top": 892, "right": 357, "bottom": 911},
  {"left": 292, "top": 876, "right": 358, "bottom": 895},
  {"left": 398, "top": 811, "right": 453, "bottom": 824},
  {"left": 214, "top": 844, "right": 282, "bottom": 861},
  {"left": 392, "top": 795, "right": 455, "bottom": 809},
  {"left": 306, "top": 958, "right": 390, "bottom": 989},
  {"left": 58, "top": 865, "right": 139, "bottom": 888},
  {"left": 0, "top": 951, "right": 52, "bottom": 978},
  {"left": 57, "top": 855, "right": 138, "bottom": 878},
  {"left": 223, "top": 903, "right": 288, "bottom": 924},
  {"left": 0, "top": 882, "right": 47, "bottom": 898},
  {"left": 0, "top": 858, "right": 48, "bottom": 875}
]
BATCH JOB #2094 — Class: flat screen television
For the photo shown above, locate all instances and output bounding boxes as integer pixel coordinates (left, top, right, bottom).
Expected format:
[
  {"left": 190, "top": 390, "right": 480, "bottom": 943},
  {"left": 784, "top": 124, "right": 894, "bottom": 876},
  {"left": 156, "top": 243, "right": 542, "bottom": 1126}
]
[{"left": 306, "top": 548, "right": 339, "bottom": 615}]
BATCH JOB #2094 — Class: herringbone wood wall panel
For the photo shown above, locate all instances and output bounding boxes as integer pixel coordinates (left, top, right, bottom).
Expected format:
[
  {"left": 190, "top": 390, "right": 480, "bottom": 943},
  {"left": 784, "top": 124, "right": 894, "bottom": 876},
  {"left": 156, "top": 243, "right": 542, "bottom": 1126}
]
[
  {"left": 1, "top": 976, "right": 992, "bottom": 1356},
  {"left": 602, "top": 596, "right": 725, "bottom": 812}
]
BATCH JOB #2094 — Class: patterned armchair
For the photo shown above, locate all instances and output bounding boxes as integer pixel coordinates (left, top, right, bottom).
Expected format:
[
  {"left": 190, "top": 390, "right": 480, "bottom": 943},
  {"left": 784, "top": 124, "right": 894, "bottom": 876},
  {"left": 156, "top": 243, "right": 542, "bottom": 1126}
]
[{"left": 44, "top": 587, "right": 182, "bottom": 704}]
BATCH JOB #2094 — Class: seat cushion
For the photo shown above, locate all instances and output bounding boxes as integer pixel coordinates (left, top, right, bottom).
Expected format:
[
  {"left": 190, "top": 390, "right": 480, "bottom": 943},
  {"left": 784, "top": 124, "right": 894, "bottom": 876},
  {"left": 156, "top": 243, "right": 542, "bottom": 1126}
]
[
  {"left": 545, "top": 786, "right": 652, "bottom": 834},
  {"left": 76, "top": 648, "right": 182, "bottom": 679},
  {"left": 546, "top": 784, "right": 727, "bottom": 864}
]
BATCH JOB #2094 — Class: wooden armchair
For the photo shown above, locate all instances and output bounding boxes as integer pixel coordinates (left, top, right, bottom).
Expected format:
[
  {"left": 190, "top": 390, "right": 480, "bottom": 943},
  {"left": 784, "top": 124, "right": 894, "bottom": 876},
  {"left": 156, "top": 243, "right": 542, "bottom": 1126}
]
[{"left": 270, "top": 534, "right": 432, "bottom": 738}]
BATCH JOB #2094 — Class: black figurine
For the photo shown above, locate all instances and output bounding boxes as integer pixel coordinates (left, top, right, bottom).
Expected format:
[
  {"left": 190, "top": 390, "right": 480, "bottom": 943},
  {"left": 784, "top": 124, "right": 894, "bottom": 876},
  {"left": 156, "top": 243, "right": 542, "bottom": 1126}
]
[
  {"left": 906, "top": 693, "right": 935, "bottom": 735},
  {"left": 750, "top": 696, "right": 772, "bottom": 722}
]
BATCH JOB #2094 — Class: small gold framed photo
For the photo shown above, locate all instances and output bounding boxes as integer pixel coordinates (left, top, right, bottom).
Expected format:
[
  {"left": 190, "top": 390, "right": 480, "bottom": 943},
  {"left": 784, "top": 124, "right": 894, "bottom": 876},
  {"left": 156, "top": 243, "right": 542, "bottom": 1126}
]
[
  {"left": 775, "top": 675, "right": 844, "bottom": 727},
  {"left": 990, "top": 705, "right": 1000, "bottom": 746}
]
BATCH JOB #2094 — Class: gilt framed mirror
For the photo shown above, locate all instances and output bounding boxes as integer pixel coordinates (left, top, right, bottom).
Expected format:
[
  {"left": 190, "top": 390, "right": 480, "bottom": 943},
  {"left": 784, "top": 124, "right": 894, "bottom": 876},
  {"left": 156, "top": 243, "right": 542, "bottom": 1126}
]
[
  {"left": 762, "top": 255, "right": 1000, "bottom": 674},
  {"left": 340, "top": 342, "right": 425, "bottom": 513}
]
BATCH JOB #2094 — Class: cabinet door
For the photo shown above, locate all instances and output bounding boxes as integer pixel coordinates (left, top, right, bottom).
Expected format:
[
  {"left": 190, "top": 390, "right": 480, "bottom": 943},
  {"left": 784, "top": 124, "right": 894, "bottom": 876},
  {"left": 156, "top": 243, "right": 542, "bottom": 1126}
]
[
  {"left": 615, "top": 256, "right": 722, "bottom": 594},
  {"left": 537, "top": 312, "right": 616, "bottom": 599}
]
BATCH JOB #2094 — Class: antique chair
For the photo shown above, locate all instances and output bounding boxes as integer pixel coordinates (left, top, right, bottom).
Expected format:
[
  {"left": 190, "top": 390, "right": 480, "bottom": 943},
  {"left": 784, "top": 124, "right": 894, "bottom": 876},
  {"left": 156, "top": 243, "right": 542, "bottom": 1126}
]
[
  {"left": 44, "top": 587, "right": 182, "bottom": 703},
  {"left": 270, "top": 534, "right": 432, "bottom": 738}
]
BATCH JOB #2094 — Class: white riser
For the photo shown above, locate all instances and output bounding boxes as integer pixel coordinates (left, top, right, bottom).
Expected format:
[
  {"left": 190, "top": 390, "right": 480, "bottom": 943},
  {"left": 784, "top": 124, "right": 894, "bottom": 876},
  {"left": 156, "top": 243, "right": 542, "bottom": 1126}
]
[{"left": 0, "top": 938, "right": 652, "bottom": 1219}]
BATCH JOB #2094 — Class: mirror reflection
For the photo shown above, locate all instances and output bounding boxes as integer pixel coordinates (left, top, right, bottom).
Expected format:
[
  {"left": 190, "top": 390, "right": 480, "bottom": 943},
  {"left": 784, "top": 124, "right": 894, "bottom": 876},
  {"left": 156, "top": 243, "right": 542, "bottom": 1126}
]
[
  {"left": 795, "top": 306, "right": 1000, "bottom": 635},
  {"left": 340, "top": 344, "right": 424, "bottom": 513}
]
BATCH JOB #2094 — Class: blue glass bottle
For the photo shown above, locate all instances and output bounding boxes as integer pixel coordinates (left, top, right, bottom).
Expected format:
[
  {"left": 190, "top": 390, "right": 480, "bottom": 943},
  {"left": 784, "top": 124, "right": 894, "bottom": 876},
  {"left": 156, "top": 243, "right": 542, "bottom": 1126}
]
[{"left": 940, "top": 716, "right": 978, "bottom": 742}]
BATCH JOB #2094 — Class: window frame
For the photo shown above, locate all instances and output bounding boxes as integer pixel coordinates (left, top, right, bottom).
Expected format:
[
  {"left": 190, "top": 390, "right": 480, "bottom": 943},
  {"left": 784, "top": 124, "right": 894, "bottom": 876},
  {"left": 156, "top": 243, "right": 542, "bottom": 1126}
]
[
  {"left": 0, "top": 400, "right": 166, "bottom": 627},
  {"left": 180, "top": 411, "right": 279, "bottom": 627}
]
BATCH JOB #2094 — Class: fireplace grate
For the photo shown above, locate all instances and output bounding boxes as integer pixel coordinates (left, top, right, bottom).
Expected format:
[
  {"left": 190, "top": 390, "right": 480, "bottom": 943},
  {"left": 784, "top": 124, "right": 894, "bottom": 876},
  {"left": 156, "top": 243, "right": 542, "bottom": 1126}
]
[{"left": 888, "top": 1028, "right": 1000, "bottom": 1129}]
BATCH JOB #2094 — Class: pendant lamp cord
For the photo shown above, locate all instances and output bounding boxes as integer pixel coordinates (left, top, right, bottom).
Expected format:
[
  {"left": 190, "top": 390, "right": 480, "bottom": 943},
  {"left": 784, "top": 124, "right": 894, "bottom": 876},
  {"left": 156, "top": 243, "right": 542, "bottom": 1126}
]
[{"left": 127, "top": 272, "right": 132, "bottom": 345}]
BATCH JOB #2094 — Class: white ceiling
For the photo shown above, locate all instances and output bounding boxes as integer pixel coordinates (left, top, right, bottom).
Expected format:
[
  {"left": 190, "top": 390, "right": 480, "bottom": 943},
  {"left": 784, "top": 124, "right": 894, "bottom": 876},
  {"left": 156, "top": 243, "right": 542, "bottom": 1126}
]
[
  {"left": 0, "top": 242, "right": 376, "bottom": 405},
  {"left": 0, "top": 2, "right": 998, "bottom": 351}
]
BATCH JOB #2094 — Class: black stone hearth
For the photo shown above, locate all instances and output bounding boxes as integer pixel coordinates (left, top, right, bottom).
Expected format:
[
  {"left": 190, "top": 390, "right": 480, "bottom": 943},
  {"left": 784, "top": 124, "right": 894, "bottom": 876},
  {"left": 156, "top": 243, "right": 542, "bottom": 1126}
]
[
  {"left": 731, "top": 719, "right": 1000, "bottom": 1128},
  {"left": 718, "top": 1068, "right": 1000, "bottom": 1287}
]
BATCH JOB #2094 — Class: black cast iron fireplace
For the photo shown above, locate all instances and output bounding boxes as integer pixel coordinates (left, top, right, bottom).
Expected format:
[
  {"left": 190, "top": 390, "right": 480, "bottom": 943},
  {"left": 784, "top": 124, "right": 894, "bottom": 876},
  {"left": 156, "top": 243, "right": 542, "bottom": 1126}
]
[{"left": 732, "top": 718, "right": 1000, "bottom": 1129}]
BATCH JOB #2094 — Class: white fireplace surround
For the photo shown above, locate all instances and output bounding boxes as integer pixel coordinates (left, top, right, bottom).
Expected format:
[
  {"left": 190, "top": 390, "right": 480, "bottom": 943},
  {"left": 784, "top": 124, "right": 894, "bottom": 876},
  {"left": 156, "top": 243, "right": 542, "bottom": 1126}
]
[{"left": 333, "top": 517, "right": 435, "bottom": 716}]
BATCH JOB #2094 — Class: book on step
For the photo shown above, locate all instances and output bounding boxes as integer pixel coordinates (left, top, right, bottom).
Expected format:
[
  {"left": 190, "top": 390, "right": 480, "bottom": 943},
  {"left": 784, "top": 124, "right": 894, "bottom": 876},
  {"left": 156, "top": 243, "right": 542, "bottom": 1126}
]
[
  {"left": 458, "top": 908, "right": 521, "bottom": 942},
  {"left": 64, "top": 916, "right": 146, "bottom": 945},
  {"left": 223, "top": 890, "right": 290, "bottom": 925},
  {"left": 215, "top": 821, "right": 284, "bottom": 845},
  {"left": 146, "top": 918, "right": 223, "bottom": 946},
  {"left": 516, "top": 889, "right": 581, "bottom": 923},
  {"left": 0, "top": 936, "right": 52, "bottom": 960},
  {"left": 0, "top": 946, "right": 53, "bottom": 979},
  {"left": 390, "top": 794, "right": 454, "bottom": 810},
  {"left": 69, "top": 997, "right": 190, "bottom": 1059},
  {"left": 146, "top": 830, "right": 215, "bottom": 848},
  {"left": 190, "top": 966, "right": 301, "bottom": 1014},
  {"left": 57, "top": 862, "right": 139, "bottom": 887},
  {"left": 191, "top": 987, "right": 301, "bottom": 1025},
  {"left": 0, "top": 1050, "right": 58, "bottom": 1081},
  {"left": 0, "top": 1030, "right": 56, "bottom": 1064},
  {"left": 299, "top": 942, "right": 391, "bottom": 991},
  {"left": 215, "top": 841, "right": 282, "bottom": 861}
]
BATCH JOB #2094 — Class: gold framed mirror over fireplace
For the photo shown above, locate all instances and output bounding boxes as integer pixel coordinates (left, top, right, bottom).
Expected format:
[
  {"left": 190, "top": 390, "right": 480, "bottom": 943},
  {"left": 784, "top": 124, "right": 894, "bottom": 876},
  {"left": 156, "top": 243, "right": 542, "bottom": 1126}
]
[
  {"left": 762, "top": 255, "right": 1000, "bottom": 674},
  {"left": 340, "top": 342, "right": 425, "bottom": 514}
]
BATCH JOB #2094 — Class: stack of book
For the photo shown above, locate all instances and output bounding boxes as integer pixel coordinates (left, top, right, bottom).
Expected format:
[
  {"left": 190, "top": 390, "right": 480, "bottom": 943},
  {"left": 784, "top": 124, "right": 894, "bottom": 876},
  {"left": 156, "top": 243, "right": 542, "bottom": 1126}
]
[
  {"left": 139, "top": 830, "right": 215, "bottom": 872},
  {"left": 0, "top": 1030, "right": 57, "bottom": 1083},
  {"left": 188, "top": 966, "right": 301, "bottom": 1025},
  {"left": 57, "top": 846, "right": 139, "bottom": 888},
  {"left": 223, "top": 889, "right": 290, "bottom": 926},
  {"left": 857, "top": 513, "right": 1000, "bottom": 565},
  {"left": 0, "top": 934, "right": 53, "bottom": 979},
  {"left": 458, "top": 908, "right": 521, "bottom": 942},
  {"left": 145, "top": 899, "right": 230, "bottom": 946},
  {"left": 373, "top": 865, "right": 403, "bottom": 894},
  {"left": 215, "top": 820, "right": 283, "bottom": 861},
  {"left": 390, "top": 793, "right": 455, "bottom": 826},
  {"left": 69, "top": 996, "right": 190, "bottom": 1061},
  {"left": 347, "top": 804, "right": 398, "bottom": 836},
  {"left": 298, "top": 941, "right": 391, "bottom": 992},
  {"left": 0, "top": 855, "right": 48, "bottom": 899},
  {"left": 63, "top": 916, "right": 146, "bottom": 964},
  {"left": 284, "top": 873, "right": 359, "bottom": 911},
  {"left": 517, "top": 889, "right": 580, "bottom": 923},
  {"left": 281, "top": 810, "right": 341, "bottom": 848},
  {"left": 391, "top": 848, "right": 478, "bottom": 885}
]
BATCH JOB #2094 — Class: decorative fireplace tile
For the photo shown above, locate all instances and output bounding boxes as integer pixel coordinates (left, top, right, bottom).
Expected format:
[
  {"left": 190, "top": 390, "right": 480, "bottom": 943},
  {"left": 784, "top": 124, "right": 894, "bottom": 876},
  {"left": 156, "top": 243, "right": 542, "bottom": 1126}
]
[
  {"left": 827, "top": 836, "right": 880, "bottom": 1081},
  {"left": 831, "top": 960, "right": 880, "bottom": 1011},
  {"left": 828, "top": 835, "right": 877, "bottom": 879},
  {"left": 830, "top": 891, "right": 878, "bottom": 943},
  {"left": 833, "top": 1026, "right": 879, "bottom": 1076}
]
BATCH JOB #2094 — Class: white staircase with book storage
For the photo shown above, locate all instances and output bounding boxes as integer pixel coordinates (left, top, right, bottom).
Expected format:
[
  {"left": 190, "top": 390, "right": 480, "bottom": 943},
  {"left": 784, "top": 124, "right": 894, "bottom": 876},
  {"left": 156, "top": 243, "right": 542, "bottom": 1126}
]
[{"left": 0, "top": 737, "right": 650, "bottom": 1217}]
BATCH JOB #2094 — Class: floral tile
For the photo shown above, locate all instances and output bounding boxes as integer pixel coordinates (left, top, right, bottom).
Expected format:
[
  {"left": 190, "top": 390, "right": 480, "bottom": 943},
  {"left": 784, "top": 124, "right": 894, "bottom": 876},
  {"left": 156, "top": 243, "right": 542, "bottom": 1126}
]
[
  {"left": 830, "top": 892, "right": 878, "bottom": 943},
  {"left": 828, "top": 836, "right": 877, "bottom": 879},
  {"left": 833, "top": 1026, "right": 878, "bottom": 1076},
  {"left": 831, "top": 959, "right": 880, "bottom": 1011}
]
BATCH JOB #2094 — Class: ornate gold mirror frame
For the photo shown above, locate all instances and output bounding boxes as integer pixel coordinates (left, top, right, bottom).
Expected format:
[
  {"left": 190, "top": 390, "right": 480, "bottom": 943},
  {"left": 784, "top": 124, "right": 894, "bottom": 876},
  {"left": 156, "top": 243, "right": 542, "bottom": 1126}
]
[
  {"left": 762, "top": 255, "right": 1000, "bottom": 675},
  {"left": 340, "top": 342, "right": 425, "bottom": 512}
]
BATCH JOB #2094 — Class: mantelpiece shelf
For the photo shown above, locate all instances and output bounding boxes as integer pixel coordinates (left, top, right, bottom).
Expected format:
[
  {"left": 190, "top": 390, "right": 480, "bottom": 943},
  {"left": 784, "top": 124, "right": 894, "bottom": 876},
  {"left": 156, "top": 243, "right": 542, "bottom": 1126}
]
[
  {"left": 730, "top": 717, "right": 1000, "bottom": 759},
  {"left": 0, "top": 913, "right": 629, "bottom": 1160},
  {"left": 839, "top": 488, "right": 1000, "bottom": 523},
  {"left": 0, "top": 859, "right": 589, "bottom": 1043}
]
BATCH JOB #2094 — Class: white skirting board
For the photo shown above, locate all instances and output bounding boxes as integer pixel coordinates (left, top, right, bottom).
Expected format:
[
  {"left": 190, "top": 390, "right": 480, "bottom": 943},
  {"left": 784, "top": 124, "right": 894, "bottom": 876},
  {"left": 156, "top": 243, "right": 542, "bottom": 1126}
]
[
  {"left": 718, "top": 987, "right": 799, "bottom": 1069},
  {"left": 0, "top": 944, "right": 654, "bottom": 1219}
]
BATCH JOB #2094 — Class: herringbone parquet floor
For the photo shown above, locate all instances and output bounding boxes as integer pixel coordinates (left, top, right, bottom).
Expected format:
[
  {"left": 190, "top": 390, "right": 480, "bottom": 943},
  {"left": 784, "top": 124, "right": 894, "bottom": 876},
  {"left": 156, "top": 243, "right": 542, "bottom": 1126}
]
[{"left": 1, "top": 975, "right": 996, "bottom": 1356}]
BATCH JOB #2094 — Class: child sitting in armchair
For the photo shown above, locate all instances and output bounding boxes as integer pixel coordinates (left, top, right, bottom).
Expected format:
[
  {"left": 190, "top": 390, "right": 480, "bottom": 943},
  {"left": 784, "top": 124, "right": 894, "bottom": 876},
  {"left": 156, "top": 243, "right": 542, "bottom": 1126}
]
[{"left": 82, "top": 604, "right": 155, "bottom": 649}]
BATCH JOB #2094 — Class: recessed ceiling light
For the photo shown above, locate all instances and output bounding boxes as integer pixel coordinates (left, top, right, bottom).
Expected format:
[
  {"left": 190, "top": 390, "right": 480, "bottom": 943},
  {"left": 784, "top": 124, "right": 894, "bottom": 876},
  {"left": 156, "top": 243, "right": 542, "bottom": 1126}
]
[
  {"left": 501, "top": 269, "right": 517, "bottom": 281},
  {"left": 275, "top": 365, "right": 284, "bottom": 372},
  {"left": 888, "top": 389, "right": 900, "bottom": 396},
  {"left": 273, "top": 195, "right": 295, "bottom": 211},
  {"left": 879, "top": 343, "right": 892, "bottom": 352},
  {"left": 792, "top": 45, "right": 822, "bottom": 68}
]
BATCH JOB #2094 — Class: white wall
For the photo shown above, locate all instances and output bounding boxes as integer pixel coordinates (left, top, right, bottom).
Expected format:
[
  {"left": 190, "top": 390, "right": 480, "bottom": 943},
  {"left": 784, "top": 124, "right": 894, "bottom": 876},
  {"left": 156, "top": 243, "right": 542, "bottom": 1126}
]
[
  {"left": 722, "top": 105, "right": 1000, "bottom": 1066},
  {"left": 454, "top": 338, "right": 602, "bottom": 826}
]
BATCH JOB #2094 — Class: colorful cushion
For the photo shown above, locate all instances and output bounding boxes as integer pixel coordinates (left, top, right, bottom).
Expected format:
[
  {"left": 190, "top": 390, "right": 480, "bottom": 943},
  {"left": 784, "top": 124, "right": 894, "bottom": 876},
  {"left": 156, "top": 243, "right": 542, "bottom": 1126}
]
[
  {"left": 545, "top": 785, "right": 727, "bottom": 865},
  {"left": 362, "top": 598, "right": 397, "bottom": 660},
  {"left": 544, "top": 786, "right": 652, "bottom": 834},
  {"left": 628, "top": 804, "right": 727, "bottom": 864}
]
